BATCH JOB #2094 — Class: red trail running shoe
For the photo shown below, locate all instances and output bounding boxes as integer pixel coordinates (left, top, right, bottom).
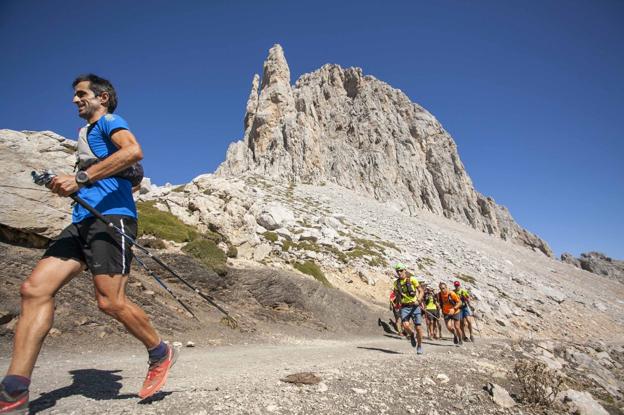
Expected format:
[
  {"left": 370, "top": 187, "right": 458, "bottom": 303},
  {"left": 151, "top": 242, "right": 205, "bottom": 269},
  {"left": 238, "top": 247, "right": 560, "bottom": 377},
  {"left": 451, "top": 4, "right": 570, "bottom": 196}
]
[
  {"left": 0, "top": 384, "right": 28, "bottom": 415},
  {"left": 138, "top": 343, "right": 178, "bottom": 400}
]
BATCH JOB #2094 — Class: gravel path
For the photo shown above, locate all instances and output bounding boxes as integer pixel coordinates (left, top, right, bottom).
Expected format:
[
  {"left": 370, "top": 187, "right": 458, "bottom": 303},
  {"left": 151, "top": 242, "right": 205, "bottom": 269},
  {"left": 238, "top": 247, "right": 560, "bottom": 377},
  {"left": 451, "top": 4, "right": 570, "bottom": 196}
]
[{"left": 0, "top": 336, "right": 516, "bottom": 415}]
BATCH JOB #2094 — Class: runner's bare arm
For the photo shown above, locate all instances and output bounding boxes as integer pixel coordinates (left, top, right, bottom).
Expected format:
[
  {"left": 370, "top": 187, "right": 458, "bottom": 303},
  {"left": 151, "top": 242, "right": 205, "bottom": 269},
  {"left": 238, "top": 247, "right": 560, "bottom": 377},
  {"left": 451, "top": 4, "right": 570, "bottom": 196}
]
[{"left": 417, "top": 285, "right": 424, "bottom": 303}]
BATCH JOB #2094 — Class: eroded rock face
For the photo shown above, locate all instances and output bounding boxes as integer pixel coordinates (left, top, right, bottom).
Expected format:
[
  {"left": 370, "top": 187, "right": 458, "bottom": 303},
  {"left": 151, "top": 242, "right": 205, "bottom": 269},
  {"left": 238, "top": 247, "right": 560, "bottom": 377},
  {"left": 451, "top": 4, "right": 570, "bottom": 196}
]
[
  {"left": 0, "top": 129, "right": 75, "bottom": 246},
  {"left": 561, "top": 251, "right": 624, "bottom": 284},
  {"left": 217, "top": 45, "right": 552, "bottom": 256}
]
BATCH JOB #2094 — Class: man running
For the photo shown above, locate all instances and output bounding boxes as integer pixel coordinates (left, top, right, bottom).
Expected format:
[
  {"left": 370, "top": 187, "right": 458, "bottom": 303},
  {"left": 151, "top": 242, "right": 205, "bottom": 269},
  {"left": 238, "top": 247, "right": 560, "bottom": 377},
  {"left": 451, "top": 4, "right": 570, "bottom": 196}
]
[
  {"left": 423, "top": 287, "right": 441, "bottom": 340},
  {"left": 0, "top": 74, "right": 175, "bottom": 414},
  {"left": 453, "top": 280, "right": 475, "bottom": 342},
  {"left": 438, "top": 282, "right": 464, "bottom": 346},
  {"left": 393, "top": 263, "right": 425, "bottom": 354}
]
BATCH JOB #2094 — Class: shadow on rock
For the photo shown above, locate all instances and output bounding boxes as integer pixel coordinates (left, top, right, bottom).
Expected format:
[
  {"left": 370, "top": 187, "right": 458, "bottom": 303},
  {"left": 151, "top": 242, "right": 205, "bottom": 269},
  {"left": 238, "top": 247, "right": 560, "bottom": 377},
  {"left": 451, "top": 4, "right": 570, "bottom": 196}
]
[{"left": 29, "top": 369, "right": 135, "bottom": 414}]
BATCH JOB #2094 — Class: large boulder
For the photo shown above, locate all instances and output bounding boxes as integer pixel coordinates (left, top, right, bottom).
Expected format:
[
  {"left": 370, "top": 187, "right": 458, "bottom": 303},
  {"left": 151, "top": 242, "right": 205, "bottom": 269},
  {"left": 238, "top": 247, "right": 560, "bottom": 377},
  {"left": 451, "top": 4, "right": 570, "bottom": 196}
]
[
  {"left": 558, "top": 389, "right": 608, "bottom": 415},
  {"left": 255, "top": 203, "right": 295, "bottom": 231},
  {"left": 0, "top": 130, "right": 76, "bottom": 247}
]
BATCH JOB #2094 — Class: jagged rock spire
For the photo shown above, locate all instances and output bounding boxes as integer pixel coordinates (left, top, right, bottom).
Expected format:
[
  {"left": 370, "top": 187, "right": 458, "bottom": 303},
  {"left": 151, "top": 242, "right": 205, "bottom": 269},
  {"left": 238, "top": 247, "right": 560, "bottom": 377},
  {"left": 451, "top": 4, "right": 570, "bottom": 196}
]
[
  {"left": 218, "top": 45, "right": 552, "bottom": 256},
  {"left": 260, "top": 44, "right": 291, "bottom": 89}
]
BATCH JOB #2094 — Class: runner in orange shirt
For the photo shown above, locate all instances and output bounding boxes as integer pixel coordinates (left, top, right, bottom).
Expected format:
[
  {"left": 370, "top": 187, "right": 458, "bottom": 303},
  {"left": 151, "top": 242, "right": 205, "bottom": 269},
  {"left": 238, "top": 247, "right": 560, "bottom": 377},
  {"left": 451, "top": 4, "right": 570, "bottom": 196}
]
[{"left": 438, "top": 282, "right": 464, "bottom": 346}]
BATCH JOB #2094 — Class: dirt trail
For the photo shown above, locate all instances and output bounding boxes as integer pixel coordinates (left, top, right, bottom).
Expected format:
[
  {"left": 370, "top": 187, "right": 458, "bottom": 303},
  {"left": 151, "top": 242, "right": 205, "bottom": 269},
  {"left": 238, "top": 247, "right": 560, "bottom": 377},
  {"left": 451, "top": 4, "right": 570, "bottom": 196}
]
[{"left": 0, "top": 336, "right": 515, "bottom": 415}]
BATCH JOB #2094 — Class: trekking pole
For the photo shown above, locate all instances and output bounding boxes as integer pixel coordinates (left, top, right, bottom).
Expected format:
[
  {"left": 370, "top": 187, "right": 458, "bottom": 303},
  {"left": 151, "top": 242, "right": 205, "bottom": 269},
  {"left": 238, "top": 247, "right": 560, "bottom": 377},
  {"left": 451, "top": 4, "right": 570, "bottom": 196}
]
[
  {"left": 472, "top": 308, "right": 482, "bottom": 337},
  {"left": 424, "top": 309, "right": 440, "bottom": 321},
  {"left": 132, "top": 254, "right": 198, "bottom": 320},
  {"left": 31, "top": 170, "right": 239, "bottom": 328}
]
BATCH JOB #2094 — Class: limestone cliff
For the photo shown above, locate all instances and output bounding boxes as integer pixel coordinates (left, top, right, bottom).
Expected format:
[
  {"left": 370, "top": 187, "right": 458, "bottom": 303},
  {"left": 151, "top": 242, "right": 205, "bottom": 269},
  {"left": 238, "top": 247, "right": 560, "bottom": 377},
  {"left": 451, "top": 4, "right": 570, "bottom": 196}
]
[{"left": 217, "top": 45, "right": 552, "bottom": 256}]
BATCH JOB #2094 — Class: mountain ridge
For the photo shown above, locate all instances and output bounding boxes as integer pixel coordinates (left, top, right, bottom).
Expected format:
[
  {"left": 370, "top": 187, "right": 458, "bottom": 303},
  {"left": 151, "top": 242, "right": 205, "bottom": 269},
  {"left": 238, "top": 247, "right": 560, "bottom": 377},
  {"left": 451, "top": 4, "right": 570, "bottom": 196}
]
[{"left": 217, "top": 45, "right": 552, "bottom": 257}]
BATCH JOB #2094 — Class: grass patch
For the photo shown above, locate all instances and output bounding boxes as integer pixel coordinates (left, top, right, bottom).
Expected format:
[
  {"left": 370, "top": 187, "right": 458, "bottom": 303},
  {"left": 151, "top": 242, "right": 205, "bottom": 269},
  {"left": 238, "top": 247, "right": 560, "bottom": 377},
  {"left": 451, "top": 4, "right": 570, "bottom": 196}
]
[
  {"left": 137, "top": 201, "right": 199, "bottom": 243},
  {"left": 322, "top": 245, "right": 348, "bottom": 264},
  {"left": 286, "top": 181, "right": 295, "bottom": 199},
  {"left": 377, "top": 240, "right": 401, "bottom": 252},
  {"left": 367, "top": 256, "right": 388, "bottom": 267},
  {"left": 284, "top": 240, "right": 322, "bottom": 254},
  {"left": 352, "top": 237, "right": 386, "bottom": 253},
  {"left": 137, "top": 237, "right": 166, "bottom": 250},
  {"left": 282, "top": 240, "right": 293, "bottom": 252},
  {"left": 346, "top": 247, "right": 387, "bottom": 267},
  {"left": 293, "top": 261, "right": 331, "bottom": 287},
  {"left": 182, "top": 238, "right": 227, "bottom": 276},
  {"left": 226, "top": 245, "right": 238, "bottom": 258},
  {"left": 262, "top": 231, "right": 278, "bottom": 243},
  {"left": 171, "top": 185, "right": 186, "bottom": 193},
  {"left": 416, "top": 257, "right": 436, "bottom": 273},
  {"left": 456, "top": 273, "right": 476, "bottom": 285}
]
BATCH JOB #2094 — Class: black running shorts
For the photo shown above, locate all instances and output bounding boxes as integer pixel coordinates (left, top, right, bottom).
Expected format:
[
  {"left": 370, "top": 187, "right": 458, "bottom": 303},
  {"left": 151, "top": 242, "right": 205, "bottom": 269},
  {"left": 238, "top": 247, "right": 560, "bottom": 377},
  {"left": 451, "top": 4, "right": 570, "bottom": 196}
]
[
  {"left": 444, "top": 312, "right": 461, "bottom": 322},
  {"left": 43, "top": 215, "right": 137, "bottom": 275}
]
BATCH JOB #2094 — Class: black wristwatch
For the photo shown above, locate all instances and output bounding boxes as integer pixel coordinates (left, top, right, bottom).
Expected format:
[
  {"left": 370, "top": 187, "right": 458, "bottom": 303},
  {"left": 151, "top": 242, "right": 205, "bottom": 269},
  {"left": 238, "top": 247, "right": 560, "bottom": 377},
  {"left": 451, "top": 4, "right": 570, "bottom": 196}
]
[{"left": 75, "top": 170, "right": 91, "bottom": 187}]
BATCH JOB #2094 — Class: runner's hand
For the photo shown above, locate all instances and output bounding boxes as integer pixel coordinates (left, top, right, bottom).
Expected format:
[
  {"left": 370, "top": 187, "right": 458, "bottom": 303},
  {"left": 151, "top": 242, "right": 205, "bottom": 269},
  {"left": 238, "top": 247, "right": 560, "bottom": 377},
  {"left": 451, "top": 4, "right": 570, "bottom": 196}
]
[{"left": 49, "top": 174, "right": 79, "bottom": 197}]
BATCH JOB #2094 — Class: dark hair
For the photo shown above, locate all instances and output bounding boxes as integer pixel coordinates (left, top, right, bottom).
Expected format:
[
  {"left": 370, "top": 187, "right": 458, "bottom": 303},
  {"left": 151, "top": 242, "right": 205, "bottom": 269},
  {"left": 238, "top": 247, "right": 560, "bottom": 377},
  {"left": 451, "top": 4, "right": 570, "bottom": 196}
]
[{"left": 72, "top": 74, "right": 118, "bottom": 113}]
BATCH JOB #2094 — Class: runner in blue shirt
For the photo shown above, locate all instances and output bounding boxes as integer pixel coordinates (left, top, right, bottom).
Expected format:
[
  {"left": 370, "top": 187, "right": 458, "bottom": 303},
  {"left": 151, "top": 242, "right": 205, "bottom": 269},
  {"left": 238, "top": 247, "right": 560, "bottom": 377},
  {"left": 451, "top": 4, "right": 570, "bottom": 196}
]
[{"left": 0, "top": 74, "right": 176, "bottom": 414}]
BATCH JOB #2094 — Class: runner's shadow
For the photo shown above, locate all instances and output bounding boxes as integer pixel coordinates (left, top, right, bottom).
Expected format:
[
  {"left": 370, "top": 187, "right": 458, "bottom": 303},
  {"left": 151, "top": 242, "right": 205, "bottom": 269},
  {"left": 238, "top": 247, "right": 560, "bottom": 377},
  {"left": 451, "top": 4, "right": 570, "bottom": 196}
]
[
  {"left": 377, "top": 318, "right": 399, "bottom": 335},
  {"left": 356, "top": 346, "right": 402, "bottom": 355},
  {"left": 28, "top": 369, "right": 136, "bottom": 414},
  {"left": 383, "top": 334, "right": 405, "bottom": 341},
  {"left": 138, "top": 391, "right": 173, "bottom": 405},
  {"left": 422, "top": 341, "right": 455, "bottom": 348}
]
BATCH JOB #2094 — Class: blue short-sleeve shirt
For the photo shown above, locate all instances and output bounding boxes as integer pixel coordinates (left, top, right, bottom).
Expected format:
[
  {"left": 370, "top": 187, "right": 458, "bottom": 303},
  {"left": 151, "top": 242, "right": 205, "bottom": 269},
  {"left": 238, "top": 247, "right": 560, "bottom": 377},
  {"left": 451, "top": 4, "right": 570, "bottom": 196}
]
[{"left": 72, "top": 113, "right": 138, "bottom": 223}]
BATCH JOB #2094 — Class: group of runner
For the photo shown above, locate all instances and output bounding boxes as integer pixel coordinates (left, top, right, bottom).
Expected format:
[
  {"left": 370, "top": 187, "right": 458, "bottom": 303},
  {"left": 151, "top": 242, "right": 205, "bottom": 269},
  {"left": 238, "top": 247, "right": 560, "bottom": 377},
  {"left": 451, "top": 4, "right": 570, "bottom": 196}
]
[{"left": 390, "top": 263, "right": 476, "bottom": 354}]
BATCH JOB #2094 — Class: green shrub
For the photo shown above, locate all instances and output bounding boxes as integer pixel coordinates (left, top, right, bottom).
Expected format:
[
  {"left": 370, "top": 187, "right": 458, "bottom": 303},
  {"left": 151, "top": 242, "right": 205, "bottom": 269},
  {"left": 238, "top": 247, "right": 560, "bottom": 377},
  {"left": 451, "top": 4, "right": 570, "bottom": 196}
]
[
  {"left": 368, "top": 256, "right": 388, "bottom": 267},
  {"left": 353, "top": 237, "right": 385, "bottom": 253},
  {"left": 137, "top": 201, "right": 198, "bottom": 242},
  {"left": 203, "top": 228, "right": 224, "bottom": 243},
  {"left": 293, "top": 261, "right": 331, "bottom": 287},
  {"left": 182, "top": 239, "right": 227, "bottom": 276},
  {"left": 323, "top": 245, "right": 348, "bottom": 264},
  {"left": 378, "top": 240, "right": 401, "bottom": 252},
  {"left": 293, "top": 240, "right": 321, "bottom": 252},
  {"left": 456, "top": 273, "right": 476, "bottom": 285},
  {"left": 282, "top": 240, "right": 293, "bottom": 252},
  {"left": 226, "top": 245, "right": 238, "bottom": 258},
  {"left": 514, "top": 360, "right": 564, "bottom": 406},
  {"left": 262, "top": 231, "right": 278, "bottom": 242},
  {"left": 137, "top": 237, "right": 167, "bottom": 250}
]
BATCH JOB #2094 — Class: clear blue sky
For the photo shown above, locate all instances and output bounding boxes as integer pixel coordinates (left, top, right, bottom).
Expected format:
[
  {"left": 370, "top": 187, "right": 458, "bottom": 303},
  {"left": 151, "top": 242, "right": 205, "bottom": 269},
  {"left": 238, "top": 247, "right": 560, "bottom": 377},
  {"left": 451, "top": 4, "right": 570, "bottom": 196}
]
[{"left": 1, "top": 0, "right": 622, "bottom": 259}]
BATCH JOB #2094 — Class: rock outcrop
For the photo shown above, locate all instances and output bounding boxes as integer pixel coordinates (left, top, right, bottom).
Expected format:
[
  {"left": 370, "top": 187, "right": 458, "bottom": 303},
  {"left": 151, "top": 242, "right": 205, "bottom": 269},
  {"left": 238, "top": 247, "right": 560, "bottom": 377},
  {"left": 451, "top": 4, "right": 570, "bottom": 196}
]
[
  {"left": 0, "top": 129, "right": 75, "bottom": 247},
  {"left": 561, "top": 251, "right": 624, "bottom": 284},
  {"left": 217, "top": 44, "right": 552, "bottom": 257}
]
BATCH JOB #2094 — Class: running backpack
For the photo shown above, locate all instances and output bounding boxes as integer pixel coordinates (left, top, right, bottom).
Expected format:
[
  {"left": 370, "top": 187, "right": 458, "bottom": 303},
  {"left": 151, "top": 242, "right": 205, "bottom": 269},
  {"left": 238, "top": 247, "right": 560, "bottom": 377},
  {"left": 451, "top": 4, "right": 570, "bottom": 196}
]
[
  {"left": 395, "top": 278, "right": 417, "bottom": 304},
  {"left": 76, "top": 124, "right": 144, "bottom": 187},
  {"left": 438, "top": 292, "right": 460, "bottom": 308}
]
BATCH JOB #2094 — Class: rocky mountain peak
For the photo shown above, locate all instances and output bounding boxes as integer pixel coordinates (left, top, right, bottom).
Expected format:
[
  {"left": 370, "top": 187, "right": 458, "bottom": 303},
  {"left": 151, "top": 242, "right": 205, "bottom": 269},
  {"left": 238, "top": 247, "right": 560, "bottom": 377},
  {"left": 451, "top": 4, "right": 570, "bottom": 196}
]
[
  {"left": 261, "top": 44, "right": 291, "bottom": 89},
  {"left": 218, "top": 45, "right": 552, "bottom": 256}
]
